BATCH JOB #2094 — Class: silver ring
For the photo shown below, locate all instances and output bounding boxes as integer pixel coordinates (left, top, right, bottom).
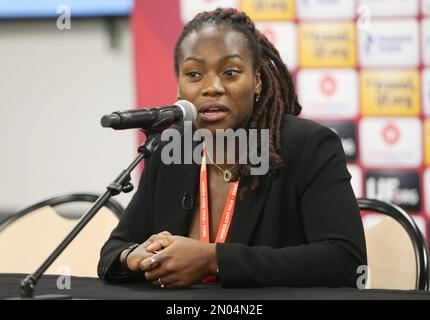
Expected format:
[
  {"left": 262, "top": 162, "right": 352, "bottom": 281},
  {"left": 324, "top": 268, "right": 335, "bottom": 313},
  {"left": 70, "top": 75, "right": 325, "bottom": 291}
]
[
  {"left": 150, "top": 257, "right": 160, "bottom": 269},
  {"left": 158, "top": 278, "right": 165, "bottom": 288}
]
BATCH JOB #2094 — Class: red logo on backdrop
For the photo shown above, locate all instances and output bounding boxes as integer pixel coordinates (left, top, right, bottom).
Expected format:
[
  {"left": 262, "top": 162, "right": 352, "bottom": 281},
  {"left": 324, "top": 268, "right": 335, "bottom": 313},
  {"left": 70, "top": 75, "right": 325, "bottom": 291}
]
[
  {"left": 262, "top": 29, "right": 276, "bottom": 44},
  {"left": 320, "top": 75, "right": 337, "bottom": 96},
  {"left": 382, "top": 123, "right": 401, "bottom": 145}
]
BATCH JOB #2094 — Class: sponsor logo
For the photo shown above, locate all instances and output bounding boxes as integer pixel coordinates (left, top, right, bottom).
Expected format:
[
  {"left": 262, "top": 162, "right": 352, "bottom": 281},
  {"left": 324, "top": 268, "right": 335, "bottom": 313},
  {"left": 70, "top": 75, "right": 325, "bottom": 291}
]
[
  {"left": 298, "top": 69, "right": 358, "bottom": 119},
  {"left": 365, "top": 171, "right": 421, "bottom": 212},
  {"left": 363, "top": 34, "right": 413, "bottom": 55},
  {"left": 358, "top": 20, "right": 419, "bottom": 67},
  {"left": 320, "top": 75, "right": 337, "bottom": 96},
  {"left": 360, "top": 70, "right": 420, "bottom": 116},
  {"left": 299, "top": 22, "right": 356, "bottom": 67},
  {"left": 381, "top": 123, "right": 400, "bottom": 145},
  {"left": 240, "top": 0, "right": 295, "bottom": 21},
  {"left": 360, "top": 118, "right": 422, "bottom": 167}
]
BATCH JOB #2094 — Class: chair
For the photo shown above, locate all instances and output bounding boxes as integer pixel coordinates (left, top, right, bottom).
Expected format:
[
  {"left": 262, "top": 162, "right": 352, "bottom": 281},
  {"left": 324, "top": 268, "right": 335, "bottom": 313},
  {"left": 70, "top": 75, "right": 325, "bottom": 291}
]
[
  {"left": 358, "top": 198, "right": 429, "bottom": 291},
  {"left": 0, "top": 193, "right": 124, "bottom": 277}
]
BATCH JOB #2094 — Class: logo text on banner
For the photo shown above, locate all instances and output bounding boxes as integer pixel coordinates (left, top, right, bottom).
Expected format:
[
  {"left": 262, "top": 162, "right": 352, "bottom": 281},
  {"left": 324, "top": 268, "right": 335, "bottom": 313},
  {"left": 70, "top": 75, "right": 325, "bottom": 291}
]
[
  {"left": 240, "top": 0, "right": 295, "bottom": 21},
  {"left": 365, "top": 171, "right": 421, "bottom": 212},
  {"left": 360, "top": 70, "right": 420, "bottom": 116},
  {"left": 299, "top": 22, "right": 356, "bottom": 67},
  {"left": 358, "top": 19, "right": 419, "bottom": 67}
]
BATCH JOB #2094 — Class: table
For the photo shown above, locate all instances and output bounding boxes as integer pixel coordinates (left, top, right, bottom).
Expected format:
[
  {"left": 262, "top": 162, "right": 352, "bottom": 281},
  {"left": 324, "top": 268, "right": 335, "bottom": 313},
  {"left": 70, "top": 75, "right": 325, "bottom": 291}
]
[{"left": 1, "top": 273, "right": 430, "bottom": 300}]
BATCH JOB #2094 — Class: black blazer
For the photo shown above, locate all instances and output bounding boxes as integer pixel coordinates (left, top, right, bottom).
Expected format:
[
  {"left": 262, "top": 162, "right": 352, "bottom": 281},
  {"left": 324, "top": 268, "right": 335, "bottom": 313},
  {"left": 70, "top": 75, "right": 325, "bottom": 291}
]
[{"left": 98, "top": 114, "right": 367, "bottom": 288}]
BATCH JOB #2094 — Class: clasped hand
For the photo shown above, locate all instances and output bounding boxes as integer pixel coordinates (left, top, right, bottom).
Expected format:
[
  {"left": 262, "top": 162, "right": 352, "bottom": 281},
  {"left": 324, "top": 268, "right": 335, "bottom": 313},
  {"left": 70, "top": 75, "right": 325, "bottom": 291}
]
[{"left": 126, "top": 231, "right": 218, "bottom": 289}]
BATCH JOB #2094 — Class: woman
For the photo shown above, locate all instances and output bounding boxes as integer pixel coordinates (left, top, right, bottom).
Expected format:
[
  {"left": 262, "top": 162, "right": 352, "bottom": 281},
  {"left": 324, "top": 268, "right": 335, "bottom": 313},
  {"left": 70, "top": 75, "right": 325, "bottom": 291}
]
[{"left": 98, "top": 8, "right": 367, "bottom": 289}]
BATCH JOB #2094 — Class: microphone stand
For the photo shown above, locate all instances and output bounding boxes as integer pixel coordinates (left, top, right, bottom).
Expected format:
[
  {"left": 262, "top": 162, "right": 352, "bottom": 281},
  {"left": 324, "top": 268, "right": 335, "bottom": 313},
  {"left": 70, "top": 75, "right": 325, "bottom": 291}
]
[{"left": 16, "top": 132, "right": 161, "bottom": 299}]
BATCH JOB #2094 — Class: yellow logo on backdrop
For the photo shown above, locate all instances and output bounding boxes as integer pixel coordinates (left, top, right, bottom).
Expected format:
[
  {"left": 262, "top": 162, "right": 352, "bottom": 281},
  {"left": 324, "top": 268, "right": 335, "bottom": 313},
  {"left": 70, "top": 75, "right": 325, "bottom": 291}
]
[
  {"left": 299, "top": 23, "right": 356, "bottom": 67},
  {"left": 425, "top": 119, "right": 430, "bottom": 166},
  {"left": 360, "top": 70, "right": 420, "bottom": 116},
  {"left": 240, "top": 0, "right": 295, "bottom": 21}
]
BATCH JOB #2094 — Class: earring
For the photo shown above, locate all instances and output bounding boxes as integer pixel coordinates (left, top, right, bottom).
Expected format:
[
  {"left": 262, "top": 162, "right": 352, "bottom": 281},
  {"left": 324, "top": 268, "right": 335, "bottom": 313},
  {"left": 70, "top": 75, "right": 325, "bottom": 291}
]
[{"left": 255, "top": 93, "right": 260, "bottom": 103}]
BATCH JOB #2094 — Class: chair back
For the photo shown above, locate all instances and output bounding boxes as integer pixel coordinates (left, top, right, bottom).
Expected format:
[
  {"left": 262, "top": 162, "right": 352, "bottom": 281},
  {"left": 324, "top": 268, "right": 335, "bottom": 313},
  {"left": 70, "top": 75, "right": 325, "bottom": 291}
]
[
  {"left": 359, "top": 198, "right": 429, "bottom": 290},
  {"left": 0, "top": 193, "right": 123, "bottom": 277}
]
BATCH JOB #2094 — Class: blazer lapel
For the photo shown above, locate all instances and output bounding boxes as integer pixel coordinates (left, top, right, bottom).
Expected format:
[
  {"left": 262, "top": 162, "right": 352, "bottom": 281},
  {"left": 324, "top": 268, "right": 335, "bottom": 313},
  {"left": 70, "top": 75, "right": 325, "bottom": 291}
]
[
  {"left": 153, "top": 124, "right": 200, "bottom": 236},
  {"left": 156, "top": 161, "right": 199, "bottom": 236},
  {"left": 227, "top": 174, "right": 274, "bottom": 245}
]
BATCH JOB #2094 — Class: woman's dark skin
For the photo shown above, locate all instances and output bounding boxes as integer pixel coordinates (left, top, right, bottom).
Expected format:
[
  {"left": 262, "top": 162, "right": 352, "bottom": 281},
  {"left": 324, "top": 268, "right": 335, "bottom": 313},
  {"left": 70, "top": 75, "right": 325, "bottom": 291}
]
[{"left": 123, "top": 26, "right": 262, "bottom": 289}]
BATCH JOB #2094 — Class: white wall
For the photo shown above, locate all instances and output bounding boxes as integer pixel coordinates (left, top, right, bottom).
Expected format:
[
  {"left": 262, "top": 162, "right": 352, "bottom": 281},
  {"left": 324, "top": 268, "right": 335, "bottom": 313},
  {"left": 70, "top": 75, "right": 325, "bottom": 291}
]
[{"left": 0, "top": 17, "right": 139, "bottom": 216}]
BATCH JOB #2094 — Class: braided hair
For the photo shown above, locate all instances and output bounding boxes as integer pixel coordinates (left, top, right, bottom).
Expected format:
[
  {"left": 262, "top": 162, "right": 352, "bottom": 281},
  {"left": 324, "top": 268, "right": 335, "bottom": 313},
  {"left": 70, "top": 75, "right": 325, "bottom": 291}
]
[{"left": 174, "top": 8, "right": 302, "bottom": 196}]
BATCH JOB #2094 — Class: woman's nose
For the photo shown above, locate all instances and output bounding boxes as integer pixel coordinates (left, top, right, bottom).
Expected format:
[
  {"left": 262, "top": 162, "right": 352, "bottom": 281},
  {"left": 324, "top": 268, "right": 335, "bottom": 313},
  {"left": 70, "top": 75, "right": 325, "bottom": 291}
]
[{"left": 202, "top": 74, "right": 225, "bottom": 96}]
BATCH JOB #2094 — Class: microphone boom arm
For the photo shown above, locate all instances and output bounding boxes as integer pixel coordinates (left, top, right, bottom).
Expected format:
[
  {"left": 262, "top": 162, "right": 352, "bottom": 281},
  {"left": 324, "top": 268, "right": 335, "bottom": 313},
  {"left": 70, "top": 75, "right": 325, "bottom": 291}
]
[{"left": 18, "top": 132, "right": 161, "bottom": 299}]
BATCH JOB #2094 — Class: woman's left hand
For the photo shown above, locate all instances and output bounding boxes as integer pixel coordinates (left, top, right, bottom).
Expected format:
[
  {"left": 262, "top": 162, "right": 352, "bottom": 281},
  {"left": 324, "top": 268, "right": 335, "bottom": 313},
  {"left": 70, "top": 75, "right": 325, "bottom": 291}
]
[{"left": 140, "top": 235, "right": 218, "bottom": 288}]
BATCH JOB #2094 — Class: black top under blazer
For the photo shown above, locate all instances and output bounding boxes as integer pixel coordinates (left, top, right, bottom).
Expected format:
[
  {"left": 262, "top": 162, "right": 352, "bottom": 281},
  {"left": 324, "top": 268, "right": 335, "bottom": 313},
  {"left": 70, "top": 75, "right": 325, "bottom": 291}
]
[{"left": 98, "top": 114, "right": 367, "bottom": 288}]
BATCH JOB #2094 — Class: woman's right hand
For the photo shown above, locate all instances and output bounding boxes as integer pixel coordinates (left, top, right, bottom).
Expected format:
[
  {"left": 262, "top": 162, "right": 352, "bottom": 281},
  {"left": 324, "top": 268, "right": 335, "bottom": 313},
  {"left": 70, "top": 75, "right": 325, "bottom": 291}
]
[{"left": 125, "top": 231, "right": 172, "bottom": 272}]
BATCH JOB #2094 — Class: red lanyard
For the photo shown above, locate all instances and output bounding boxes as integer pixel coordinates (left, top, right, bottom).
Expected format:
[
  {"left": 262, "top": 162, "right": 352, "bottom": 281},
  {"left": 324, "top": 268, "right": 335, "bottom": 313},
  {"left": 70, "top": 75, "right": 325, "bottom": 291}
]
[
  {"left": 200, "top": 144, "right": 239, "bottom": 243},
  {"left": 200, "top": 144, "right": 239, "bottom": 282}
]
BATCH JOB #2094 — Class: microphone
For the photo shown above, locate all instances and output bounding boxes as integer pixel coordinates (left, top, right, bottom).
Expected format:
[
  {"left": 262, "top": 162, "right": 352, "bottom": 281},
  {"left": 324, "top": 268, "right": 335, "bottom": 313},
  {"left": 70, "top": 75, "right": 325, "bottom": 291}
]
[
  {"left": 101, "top": 100, "right": 196, "bottom": 131},
  {"left": 181, "top": 192, "right": 194, "bottom": 210}
]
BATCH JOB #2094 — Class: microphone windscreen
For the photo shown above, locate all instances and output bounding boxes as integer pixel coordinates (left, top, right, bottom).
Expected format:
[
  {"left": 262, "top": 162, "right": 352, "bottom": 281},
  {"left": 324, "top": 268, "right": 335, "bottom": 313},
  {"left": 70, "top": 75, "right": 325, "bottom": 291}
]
[
  {"left": 175, "top": 100, "right": 196, "bottom": 122},
  {"left": 100, "top": 113, "right": 122, "bottom": 128}
]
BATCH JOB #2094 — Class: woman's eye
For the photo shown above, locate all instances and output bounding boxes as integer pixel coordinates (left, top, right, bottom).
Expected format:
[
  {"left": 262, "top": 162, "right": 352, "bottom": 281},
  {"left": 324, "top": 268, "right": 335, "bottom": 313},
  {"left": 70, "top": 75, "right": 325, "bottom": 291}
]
[
  {"left": 224, "top": 69, "right": 241, "bottom": 77},
  {"left": 186, "top": 71, "right": 201, "bottom": 78}
]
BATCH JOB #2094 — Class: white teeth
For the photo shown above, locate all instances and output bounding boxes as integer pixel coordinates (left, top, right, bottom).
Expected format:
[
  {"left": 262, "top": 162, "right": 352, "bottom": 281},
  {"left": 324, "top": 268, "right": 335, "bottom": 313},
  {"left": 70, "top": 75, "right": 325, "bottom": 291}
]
[{"left": 201, "top": 107, "right": 227, "bottom": 113}]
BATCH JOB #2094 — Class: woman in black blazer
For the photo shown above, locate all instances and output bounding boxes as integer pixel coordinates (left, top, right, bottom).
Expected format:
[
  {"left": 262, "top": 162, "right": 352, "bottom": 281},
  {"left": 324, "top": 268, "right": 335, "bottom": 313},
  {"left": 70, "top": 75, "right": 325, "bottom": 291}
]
[{"left": 98, "top": 8, "right": 367, "bottom": 289}]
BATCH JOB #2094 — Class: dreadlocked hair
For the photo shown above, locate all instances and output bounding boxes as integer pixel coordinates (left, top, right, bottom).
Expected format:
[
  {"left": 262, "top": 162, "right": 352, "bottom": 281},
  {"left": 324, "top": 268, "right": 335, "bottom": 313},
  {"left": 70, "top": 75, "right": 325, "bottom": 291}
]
[{"left": 174, "top": 8, "right": 302, "bottom": 198}]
